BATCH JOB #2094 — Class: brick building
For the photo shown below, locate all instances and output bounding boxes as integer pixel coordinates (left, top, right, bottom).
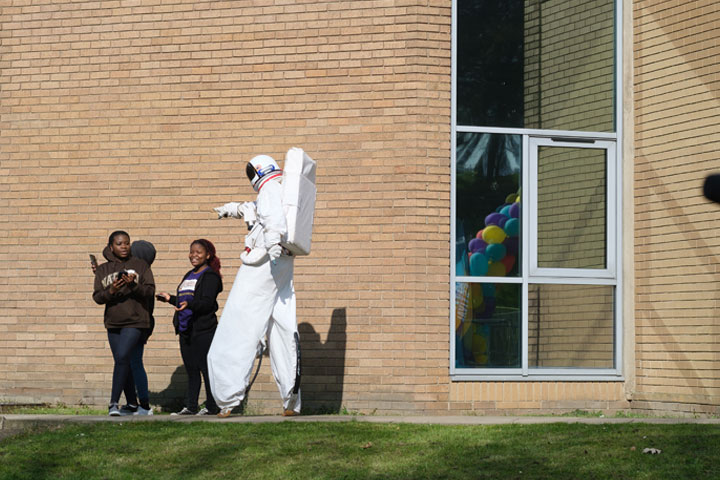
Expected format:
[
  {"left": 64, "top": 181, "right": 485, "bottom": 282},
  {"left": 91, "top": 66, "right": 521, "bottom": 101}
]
[{"left": 1, "top": 0, "right": 719, "bottom": 416}]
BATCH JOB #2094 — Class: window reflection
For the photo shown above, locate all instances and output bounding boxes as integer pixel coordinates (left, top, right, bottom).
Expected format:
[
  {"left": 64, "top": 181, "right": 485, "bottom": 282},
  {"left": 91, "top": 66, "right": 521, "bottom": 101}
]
[
  {"left": 457, "top": 0, "right": 524, "bottom": 127},
  {"left": 456, "top": 132, "right": 521, "bottom": 278},
  {"left": 456, "top": 282, "right": 521, "bottom": 368},
  {"left": 537, "top": 146, "right": 607, "bottom": 269},
  {"left": 528, "top": 284, "right": 614, "bottom": 368},
  {"left": 457, "top": 0, "right": 616, "bottom": 132}
]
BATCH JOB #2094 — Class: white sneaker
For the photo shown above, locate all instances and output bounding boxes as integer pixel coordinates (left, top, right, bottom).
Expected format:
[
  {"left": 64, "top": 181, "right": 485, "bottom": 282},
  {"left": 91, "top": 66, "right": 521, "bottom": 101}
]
[
  {"left": 196, "top": 408, "right": 209, "bottom": 416},
  {"left": 135, "top": 406, "right": 153, "bottom": 416},
  {"left": 217, "top": 407, "right": 233, "bottom": 418},
  {"left": 171, "top": 407, "right": 197, "bottom": 416}
]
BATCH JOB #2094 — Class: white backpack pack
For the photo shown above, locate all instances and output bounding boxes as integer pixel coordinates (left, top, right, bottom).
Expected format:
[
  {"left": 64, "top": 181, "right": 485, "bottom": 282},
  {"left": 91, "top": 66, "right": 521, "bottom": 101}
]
[{"left": 280, "top": 147, "right": 317, "bottom": 256}]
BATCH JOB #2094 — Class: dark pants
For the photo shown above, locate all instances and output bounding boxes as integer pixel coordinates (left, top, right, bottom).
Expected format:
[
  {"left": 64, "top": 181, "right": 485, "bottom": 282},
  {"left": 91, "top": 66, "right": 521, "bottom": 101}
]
[
  {"left": 179, "top": 328, "right": 218, "bottom": 413},
  {"left": 107, "top": 327, "right": 143, "bottom": 406}
]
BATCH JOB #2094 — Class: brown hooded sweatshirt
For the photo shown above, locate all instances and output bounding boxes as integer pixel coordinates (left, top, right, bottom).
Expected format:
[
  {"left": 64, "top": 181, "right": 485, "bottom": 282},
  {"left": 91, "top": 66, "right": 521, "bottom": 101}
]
[{"left": 93, "top": 245, "right": 155, "bottom": 329}]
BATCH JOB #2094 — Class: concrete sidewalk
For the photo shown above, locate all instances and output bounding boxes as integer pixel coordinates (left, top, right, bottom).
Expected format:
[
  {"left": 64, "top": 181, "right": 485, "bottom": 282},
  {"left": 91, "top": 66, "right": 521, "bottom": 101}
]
[{"left": 3, "top": 413, "right": 719, "bottom": 441}]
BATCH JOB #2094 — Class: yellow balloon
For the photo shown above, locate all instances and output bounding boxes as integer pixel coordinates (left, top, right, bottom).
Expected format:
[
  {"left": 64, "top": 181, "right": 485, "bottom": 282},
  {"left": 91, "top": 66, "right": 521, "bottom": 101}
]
[
  {"left": 487, "top": 261, "right": 507, "bottom": 277},
  {"left": 482, "top": 225, "right": 507, "bottom": 244},
  {"left": 505, "top": 193, "right": 517, "bottom": 203},
  {"left": 471, "top": 283, "right": 484, "bottom": 310}
]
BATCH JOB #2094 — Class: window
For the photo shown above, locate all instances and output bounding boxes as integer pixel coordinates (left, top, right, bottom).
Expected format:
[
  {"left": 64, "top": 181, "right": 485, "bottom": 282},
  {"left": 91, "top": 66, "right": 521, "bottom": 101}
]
[{"left": 451, "top": 0, "right": 622, "bottom": 380}]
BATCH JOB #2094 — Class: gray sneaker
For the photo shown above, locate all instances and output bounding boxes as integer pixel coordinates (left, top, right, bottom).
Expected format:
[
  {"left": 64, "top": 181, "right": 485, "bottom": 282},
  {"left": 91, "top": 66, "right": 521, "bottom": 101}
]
[
  {"left": 136, "top": 406, "right": 153, "bottom": 416},
  {"left": 120, "top": 404, "right": 138, "bottom": 416},
  {"left": 108, "top": 404, "right": 121, "bottom": 416}
]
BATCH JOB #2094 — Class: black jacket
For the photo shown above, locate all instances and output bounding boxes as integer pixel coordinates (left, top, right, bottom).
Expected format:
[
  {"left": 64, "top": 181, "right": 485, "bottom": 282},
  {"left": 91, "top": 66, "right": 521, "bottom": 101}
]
[{"left": 170, "top": 267, "right": 223, "bottom": 337}]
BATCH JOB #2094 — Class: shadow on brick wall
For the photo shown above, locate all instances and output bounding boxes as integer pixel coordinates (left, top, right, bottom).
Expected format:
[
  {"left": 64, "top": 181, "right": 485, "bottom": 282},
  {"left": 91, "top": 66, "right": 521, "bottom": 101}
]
[
  {"left": 150, "top": 365, "right": 187, "bottom": 413},
  {"left": 298, "top": 307, "right": 347, "bottom": 414}
]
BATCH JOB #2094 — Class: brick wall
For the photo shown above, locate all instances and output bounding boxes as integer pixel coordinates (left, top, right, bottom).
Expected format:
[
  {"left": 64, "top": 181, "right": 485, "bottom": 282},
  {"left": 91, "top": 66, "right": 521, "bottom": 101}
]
[
  {"left": 0, "top": 0, "right": 452, "bottom": 414},
  {"left": 633, "top": 0, "right": 720, "bottom": 415}
]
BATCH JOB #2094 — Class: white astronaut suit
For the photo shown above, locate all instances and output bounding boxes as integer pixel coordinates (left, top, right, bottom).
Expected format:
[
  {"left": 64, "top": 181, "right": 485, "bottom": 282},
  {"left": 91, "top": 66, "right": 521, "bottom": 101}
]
[{"left": 208, "top": 155, "right": 301, "bottom": 416}]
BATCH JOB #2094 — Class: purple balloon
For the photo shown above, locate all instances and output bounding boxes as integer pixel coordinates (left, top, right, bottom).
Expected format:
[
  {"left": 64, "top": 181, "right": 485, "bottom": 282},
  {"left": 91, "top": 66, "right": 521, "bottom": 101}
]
[
  {"left": 497, "top": 216, "right": 508, "bottom": 228},
  {"left": 485, "top": 212, "right": 505, "bottom": 226},
  {"left": 504, "top": 236, "right": 519, "bottom": 255},
  {"left": 509, "top": 202, "right": 520, "bottom": 218},
  {"left": 468, "top": 237, "right": 487, "bottom": 253}
]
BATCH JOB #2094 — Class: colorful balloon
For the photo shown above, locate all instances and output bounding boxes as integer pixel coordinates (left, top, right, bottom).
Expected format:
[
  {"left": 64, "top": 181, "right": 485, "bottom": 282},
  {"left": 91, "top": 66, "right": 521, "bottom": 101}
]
[
  {"left": 486, "top": 243, "right": 507, "bottom": 262},
  {"left": 487, "top": 261, "right": 507, "bottom": 277},
  {"left": 509, "top": 202, "right": 520, "bottom": 218},
  {"left": 482, "top": 225, "right": 507, "bottom": 244},
  {"left": 485, "top": 212, "right": 505, "bottom": 226},
  {"left": 503, "top": 217, "right": 519, "bottom": 237},
  {"left": 471, "top": 283, "right": 484, "bottom": 310},
  {"left": 500, "top": 254, "right": 516, "bottom": 273},
  {"left": 468, "top": 237, "right": 487, "bottom": 253},
  {"left": 469, "top": 252, "right": 489, "bottom": 276},
  {"left": 504, "top": 236, "right": 519, "bottom": 255}
]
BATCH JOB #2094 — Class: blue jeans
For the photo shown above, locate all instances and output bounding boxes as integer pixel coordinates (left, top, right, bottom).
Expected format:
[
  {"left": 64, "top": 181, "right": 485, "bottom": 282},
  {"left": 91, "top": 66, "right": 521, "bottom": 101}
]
[
  {"left": 107, "top": 327, "right": 143, "bottom": 405},
  {"left": 129, "top": 341, "right": 149, "bottom": 404}
]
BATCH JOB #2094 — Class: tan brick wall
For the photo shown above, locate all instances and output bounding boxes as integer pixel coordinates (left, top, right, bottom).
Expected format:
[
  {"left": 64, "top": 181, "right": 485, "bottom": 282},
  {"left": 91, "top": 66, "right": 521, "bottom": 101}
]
[
  {"left": 449, "top": 381, "right": 627, "bottom": 414},
  {"left": 633, "top": 0, "right": 720, "bottom": 414},
  {"left": 0, "top": 0, "right": 453, "bottom": 415}
]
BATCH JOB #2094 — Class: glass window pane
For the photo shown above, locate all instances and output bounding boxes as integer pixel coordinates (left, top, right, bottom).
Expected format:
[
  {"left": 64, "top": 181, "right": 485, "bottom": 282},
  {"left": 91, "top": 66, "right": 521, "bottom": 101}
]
[
  {"left": 528, "top": 284, "right": 614, "bottom": 368},
  {"left": 456, "top": 132, "right": 522, "bottom": 278},
  {"left": 524, "top": 0, "right": 616, "bottom": 132},
  {"left": 456, "top": 282, "right": 521, "bottom": 368},
  {"left": 457, "top": 0, "right": 524, "bottom": 127},
  {"left": 537, "top": 146, "right": 606, "bottom": 269},
  {"left": 457, "top": 0, "right": 616, "bottom": 132}
]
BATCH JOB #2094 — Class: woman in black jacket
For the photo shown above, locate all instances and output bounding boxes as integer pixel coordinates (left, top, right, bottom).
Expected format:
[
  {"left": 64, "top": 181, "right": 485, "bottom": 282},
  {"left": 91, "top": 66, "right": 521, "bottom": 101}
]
[{"left": 157, "top": 239, "right": 223, "bottom": 415}]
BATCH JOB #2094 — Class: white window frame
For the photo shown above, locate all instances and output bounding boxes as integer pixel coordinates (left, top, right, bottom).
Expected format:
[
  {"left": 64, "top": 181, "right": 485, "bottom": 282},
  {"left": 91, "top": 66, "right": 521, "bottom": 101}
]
[
  {"left": 528, "top": 136, "right": 617, "bottom": 279},
  {"left": 450, "top": 0, "right": 624, "bottom": 381}
]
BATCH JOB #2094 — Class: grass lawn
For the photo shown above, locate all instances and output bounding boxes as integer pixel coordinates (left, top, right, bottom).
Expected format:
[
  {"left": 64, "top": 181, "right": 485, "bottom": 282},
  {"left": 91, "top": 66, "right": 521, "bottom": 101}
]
[{"left": 1, "top": 420, "right": 718, "bottom": 479}]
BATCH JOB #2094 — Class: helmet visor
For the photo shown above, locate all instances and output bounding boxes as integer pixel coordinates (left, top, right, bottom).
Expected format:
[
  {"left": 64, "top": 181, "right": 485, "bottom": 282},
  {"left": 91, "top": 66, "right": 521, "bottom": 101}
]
[{"left": 246, "top": 162, "right": 257, "bottom": 182}]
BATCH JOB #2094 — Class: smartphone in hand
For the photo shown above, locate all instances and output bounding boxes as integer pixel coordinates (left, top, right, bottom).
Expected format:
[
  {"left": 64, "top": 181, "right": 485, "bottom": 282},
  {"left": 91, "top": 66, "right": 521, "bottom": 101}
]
[{"left": 89, "top": 254, "right": 98, "bottom": 268}]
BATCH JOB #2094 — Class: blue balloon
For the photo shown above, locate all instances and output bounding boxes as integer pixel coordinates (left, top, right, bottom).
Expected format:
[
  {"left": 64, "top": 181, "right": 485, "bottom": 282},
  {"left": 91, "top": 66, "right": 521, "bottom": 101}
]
[
  {"left": 504, "top": 218, "right": 519, "bottom": 237},
  {"left": 500, "top": 205, "right": 512, "bottom": 217},
  {"left": 485, "top": 243, "right": 507, "bottom": 262},
  {"left": 469, "top": 252, "right": 489, "bottom": 276},
  {"left": 482, "top": 283, "right": 496, "bottom": 297}
]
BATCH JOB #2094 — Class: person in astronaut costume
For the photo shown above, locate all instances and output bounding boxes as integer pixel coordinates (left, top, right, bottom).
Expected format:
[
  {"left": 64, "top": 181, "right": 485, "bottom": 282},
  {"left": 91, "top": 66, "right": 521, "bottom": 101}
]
[{"left": 208, "top": 154, "right": 301, "bottom": 417}]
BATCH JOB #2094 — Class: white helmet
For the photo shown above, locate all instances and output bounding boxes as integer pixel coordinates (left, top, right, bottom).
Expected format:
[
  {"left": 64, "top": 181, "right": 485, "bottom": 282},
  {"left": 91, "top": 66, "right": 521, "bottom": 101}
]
[{"left": 246, "top": 154, "right": 282, "bottom": 192}]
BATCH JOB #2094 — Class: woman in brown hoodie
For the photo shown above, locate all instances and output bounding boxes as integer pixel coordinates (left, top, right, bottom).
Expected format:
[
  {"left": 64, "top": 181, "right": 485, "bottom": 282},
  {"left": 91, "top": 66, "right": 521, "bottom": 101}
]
[{"left": 93, "top": 231, "right": 155, "bottom": 416}]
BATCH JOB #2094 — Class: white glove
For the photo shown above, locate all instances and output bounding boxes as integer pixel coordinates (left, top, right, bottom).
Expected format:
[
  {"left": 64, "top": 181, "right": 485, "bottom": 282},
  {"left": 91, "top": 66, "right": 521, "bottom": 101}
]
[
  {"left": 213, "top": 202, "right": 241, "bottom": 219},
  {"left": 238, "top": 201, "right": 257, "bottom": 226},
  {"left": 267, "top": 244, "right": 282, "bottom": 263}
]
